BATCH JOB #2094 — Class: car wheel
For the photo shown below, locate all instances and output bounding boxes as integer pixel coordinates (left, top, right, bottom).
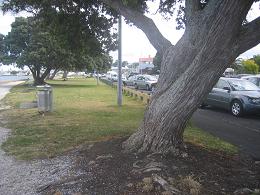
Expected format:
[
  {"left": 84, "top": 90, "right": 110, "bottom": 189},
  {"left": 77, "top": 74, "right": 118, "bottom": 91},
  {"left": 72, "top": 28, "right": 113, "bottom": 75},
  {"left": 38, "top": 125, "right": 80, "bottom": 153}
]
[
  {"left": 230, "top": 100, "right": 243, "bottom": 116},
  {"left": 151, "top": 85, "right": 155, "bottom": 92},
  {"left": 146, "top": 84, "right": 150, "bottom": 91},
  {"left": 134, "top": 83, "right": 138, "bottom": 89}
]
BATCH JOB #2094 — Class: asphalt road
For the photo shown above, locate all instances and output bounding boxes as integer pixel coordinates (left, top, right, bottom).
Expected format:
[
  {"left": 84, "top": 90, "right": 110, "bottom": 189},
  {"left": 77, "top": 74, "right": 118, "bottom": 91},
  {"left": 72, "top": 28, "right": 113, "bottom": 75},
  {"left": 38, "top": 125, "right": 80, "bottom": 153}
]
[
  {"left": 192, "top": 107, "right": 260, "bottom": 160},
  {"left": 124, "top": 84, "right": 260, "bottom": 160}
]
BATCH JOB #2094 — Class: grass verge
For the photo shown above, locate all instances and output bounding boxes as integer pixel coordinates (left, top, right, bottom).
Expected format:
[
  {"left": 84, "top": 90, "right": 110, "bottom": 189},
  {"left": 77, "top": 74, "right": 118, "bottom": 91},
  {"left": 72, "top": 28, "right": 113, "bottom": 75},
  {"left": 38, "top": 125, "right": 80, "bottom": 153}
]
[
  {"left": 184, "top": 124, "right": 238, "bottom": 154},
  {"left": 0, "top": 78, "right": 237, "bottom": 160}
]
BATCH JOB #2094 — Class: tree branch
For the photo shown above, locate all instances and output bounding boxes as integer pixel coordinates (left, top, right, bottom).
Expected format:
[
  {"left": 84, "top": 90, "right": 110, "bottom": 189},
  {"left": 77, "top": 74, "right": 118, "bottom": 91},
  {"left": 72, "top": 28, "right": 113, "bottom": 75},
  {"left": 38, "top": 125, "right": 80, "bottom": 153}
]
[
  {"left": 100, "top": 0, "right": 172, "bottom": 52},
  {"left": 185, "top": 0, "right": 201, "bottom": 23},
  {"left": 237, "top": 16, "right": 260, "bottom": 55},
  {"left": 41, "top": 67, "right": 52, "bottom": 80}
]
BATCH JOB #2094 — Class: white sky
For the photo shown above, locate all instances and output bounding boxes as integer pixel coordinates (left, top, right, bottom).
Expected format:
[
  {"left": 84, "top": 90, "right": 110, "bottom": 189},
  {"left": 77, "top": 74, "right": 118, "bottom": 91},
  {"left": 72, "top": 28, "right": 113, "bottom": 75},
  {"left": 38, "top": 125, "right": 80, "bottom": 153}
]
[{"left": 0, "top": 1, "right": 259, "bottom": 65}]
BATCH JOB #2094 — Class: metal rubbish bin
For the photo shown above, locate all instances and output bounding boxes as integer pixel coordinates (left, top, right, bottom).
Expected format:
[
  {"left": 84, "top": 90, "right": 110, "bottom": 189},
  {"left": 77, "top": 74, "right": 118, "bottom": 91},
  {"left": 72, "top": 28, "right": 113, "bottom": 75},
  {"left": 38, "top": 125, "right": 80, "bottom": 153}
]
[{"left": 36, "top": 85, "right": 53, "bottom": 112}]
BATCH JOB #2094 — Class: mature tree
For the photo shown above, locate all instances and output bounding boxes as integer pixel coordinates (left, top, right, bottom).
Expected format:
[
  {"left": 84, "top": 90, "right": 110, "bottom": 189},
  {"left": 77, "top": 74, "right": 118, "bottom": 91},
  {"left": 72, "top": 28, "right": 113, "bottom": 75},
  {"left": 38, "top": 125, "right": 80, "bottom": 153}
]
[
  {"left": 1, "top": 0, "right": 117, "bottom": 84},
  {"left": 242, "top": 59, "right": 259, "bottom": 74},
  {"left": 2, "top": 0, "right": 260, "bottom": 155},
  {"left": 100, "top": 0, "right": 260, "bottom": 155},
  {"left": 2, "top": 14, "right": 116, "bottom": 84},
  {"left": 2, "top": 17, "right": 74, "bottom": 85}
]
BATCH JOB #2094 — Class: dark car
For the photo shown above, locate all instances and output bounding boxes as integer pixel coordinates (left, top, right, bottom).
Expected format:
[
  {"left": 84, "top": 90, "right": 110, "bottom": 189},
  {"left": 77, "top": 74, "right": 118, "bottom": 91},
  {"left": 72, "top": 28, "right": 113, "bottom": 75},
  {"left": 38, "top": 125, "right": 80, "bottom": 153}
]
[
  {"left": 233, "top": 74, "right": 252, "bottom": 78},
  {"left": 241, "top": 75, "right": 260, "bottom": 87},
  {"left": 202, "top": 77, "right": 260, "bottom": 116}
]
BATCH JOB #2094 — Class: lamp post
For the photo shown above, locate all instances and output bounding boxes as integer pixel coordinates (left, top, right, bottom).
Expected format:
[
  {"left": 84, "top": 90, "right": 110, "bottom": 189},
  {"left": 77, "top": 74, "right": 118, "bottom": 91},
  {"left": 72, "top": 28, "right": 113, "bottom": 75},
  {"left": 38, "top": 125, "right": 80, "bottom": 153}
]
[{"left": 117, "top": 15, "right": 122, "bottom": 106}]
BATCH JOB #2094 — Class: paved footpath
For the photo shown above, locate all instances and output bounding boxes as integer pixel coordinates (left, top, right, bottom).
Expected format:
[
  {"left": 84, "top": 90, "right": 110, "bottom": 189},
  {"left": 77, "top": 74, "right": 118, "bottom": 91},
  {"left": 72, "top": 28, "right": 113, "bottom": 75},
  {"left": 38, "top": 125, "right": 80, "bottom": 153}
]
[
  {"left": 0, "top": 81, "right": 24, "bottom": 100},
  {"left": 0, "top": 81, "right": 76, "bottom": 195}
]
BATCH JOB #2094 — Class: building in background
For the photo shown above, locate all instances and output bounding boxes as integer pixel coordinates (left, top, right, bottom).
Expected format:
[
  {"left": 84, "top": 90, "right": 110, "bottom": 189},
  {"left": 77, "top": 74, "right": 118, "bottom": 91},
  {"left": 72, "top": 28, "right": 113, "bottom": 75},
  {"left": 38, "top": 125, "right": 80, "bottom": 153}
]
[{"left": 138, "top": 55, "right": 154, "bottom": 74}]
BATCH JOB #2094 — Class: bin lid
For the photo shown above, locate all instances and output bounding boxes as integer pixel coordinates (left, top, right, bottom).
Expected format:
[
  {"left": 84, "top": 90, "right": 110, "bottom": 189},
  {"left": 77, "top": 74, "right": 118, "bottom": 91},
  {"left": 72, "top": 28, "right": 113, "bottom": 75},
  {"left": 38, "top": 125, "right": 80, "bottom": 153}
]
[{"left": 36, "top": 84, "right": 52, "bottom": 90}]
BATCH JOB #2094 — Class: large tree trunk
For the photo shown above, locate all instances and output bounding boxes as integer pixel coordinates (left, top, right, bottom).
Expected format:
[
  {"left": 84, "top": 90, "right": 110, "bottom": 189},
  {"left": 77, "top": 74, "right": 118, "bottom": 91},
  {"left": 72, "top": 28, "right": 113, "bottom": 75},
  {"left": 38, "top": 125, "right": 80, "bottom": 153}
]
[
  {"left": 30, "top": 67, "right": 51, "bottom": 86},
  {"left": 62, "top": 71, "right": 68, "bottom": 80},
  {"left": 100, "top": 0, "right": 259, "bottom": 155},
  {"left": 33, "top": 76, "right": 45, "bottom": 85},
  {"left": 123, "top": 0, "right": 253, "bottom": 155}
]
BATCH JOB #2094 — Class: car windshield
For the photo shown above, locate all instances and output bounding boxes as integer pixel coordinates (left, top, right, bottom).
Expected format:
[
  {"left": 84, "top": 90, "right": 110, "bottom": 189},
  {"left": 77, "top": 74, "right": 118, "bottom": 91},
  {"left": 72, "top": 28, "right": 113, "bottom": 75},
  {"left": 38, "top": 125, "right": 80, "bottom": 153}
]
[
  {"left": 228, "top": 79, "right": 259, "bottom": 91},
  {"left": 128, "top": 76, "right": 135, "bottom": 80},
  {"left": 144, "top": 75, "right": 157, "bottom": 81}
]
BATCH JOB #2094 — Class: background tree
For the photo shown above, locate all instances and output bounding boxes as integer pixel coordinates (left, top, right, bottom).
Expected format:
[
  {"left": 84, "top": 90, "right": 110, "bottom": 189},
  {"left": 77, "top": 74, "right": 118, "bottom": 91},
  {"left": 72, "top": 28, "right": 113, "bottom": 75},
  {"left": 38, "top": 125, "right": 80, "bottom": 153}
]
[
  {"left": 1, "top": 0, "right": 118, "bottom": 84},
  {"left": 112, "top": 60, "right": 119, "bottom": 67},
  {"left": 96, "top": 54, "right": 113, "bottom": 73},
  {"left": 0, "top": 34, "right": 5, "bottom": 62},
  {"left": 122, "top": 61, "right": 128, "bottom": 67},
  {"left": 2, "top": 17, "right": 74, "bottom": 85},
  {"left": 2, "top": 0, "right": 260, "bottom": 155},
  {"left": 152, "top": 52, "right": 162, "bottom": 74},
  {"left": 253, "top": 54, "right": 260, "bottom": 70},
  {"left": 231, "top": 58, "right": 244, "bottom": 74},
  {"left": 2, "top": 14, "right": 116, "bottom": 84},
  {"left": 242, "top": 59, "right": 259, "bottom": 74}
]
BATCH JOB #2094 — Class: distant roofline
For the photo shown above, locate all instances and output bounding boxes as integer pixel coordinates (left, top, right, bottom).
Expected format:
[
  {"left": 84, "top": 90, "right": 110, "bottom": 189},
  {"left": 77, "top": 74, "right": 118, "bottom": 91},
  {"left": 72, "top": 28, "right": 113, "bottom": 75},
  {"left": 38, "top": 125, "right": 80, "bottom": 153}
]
[{"left": 139, "top": 55, "right": 153, "bottom": 62}]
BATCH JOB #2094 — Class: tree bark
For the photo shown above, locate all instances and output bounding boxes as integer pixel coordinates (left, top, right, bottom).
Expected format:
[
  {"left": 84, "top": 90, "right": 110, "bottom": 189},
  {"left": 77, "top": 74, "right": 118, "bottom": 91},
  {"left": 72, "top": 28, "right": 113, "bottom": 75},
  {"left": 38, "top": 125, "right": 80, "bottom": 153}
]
[
  {"left": 49, "top": 68, "right": 59, "bottom": 80},
  {"left": 33, "top": 76, "right": 45, "bottom": 86},
  {"left": 122, "top": 40, "right": 236, "bottom": 154},
  {"left": 62, "top": 71, "right": 68, "bottom": 80},
  {"left": 122, "top": 0, "right": 258, "bottom": 154},
  {"left": 29, "top": 67, "right": 51, "bottom": 85}
]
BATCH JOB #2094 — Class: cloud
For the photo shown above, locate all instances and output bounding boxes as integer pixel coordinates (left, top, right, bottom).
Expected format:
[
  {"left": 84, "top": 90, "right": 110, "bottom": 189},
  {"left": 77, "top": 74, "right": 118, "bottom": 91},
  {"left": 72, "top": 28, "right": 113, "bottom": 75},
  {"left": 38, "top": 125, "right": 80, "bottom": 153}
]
[{"left": 0, "top": 11, "right": 16, "bottom": 35}]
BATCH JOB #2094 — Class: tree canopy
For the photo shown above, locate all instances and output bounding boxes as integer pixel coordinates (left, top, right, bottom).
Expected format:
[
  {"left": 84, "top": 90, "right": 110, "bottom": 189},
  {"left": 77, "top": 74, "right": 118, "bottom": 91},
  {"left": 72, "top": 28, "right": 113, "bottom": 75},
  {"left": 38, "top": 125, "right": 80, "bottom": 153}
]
[
  {"left": 242, "top": 59, "right": 259, "bottom": 74},
  {"left": 0, "top": 34, "right": 5, "bottom": 62},
  {"left": 1, "top": 15, "right": 115, "bottom": 84},
  {"left": 253, "top": 54, "right": 260, "bottom": 70}
]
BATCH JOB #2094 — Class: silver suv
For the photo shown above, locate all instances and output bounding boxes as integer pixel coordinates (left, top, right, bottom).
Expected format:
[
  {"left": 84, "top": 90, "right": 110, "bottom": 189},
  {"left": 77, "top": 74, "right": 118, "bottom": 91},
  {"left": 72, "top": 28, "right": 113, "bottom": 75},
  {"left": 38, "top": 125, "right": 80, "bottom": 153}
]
[{"left": 134, "top": 75, "right": 157, "bottom": 91}]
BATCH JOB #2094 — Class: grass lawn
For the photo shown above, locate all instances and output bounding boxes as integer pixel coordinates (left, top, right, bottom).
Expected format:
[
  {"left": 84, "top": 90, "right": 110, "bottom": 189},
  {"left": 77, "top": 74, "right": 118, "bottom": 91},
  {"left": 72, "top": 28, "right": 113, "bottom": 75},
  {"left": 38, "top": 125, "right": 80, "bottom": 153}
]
[{"left": 0, "top": 78, "right": 237, "bottom": 160}]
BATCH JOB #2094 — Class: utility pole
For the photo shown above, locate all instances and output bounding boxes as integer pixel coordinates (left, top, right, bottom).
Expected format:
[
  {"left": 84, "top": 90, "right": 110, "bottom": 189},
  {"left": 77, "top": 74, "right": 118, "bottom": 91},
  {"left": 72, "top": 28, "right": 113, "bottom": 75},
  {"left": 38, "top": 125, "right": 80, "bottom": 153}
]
[{"left": 117, "top": 15, "right": 122, "bottom": 106}]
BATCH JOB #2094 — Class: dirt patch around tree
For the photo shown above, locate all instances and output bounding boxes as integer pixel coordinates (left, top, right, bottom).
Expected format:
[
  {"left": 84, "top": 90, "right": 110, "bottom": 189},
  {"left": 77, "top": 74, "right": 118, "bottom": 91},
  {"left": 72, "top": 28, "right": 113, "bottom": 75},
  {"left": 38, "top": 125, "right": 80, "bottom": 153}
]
[{"left": 40, "top": 138, "right": 260, "bottom": 195}]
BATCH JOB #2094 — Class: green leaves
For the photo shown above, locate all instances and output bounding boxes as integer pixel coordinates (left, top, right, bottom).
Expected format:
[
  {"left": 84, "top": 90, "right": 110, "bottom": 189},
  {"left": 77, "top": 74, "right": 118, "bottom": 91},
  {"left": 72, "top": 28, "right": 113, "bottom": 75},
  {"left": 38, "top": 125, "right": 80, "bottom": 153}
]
[
  {"left": 0, "top": 34, "right": 5, "bottom": 62},
  {"left": 242, "top": 59, "right": 259, "bottom": 74},
  {"left": 253, "top": 55, "right": 260, "bottom": 70}
]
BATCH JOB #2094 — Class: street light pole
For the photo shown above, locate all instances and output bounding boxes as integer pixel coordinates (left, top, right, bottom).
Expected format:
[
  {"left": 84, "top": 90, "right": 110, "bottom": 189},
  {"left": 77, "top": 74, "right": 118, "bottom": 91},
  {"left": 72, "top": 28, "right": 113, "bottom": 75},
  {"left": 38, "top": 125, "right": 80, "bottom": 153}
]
[{"left": 117, "top": 15, "right": 122, "bottom": 106}]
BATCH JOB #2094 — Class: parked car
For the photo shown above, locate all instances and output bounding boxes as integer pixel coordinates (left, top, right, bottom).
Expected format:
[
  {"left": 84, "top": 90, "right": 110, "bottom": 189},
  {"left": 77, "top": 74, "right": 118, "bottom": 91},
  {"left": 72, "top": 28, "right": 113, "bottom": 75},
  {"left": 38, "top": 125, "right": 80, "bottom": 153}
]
[
  {"left": 106, "top": 71, "right": 118, "bottom": 81},
  {"left": 241, "top": 75, "right": 260, "bottom": 87},
  {"left": 128, "top": 72, "right": 139, "bottom": 78},
  {"left": 123, "top": 75, "right": 138, "bottom": 86},
  {"left": 233, "top": 74, "right": 252, "bottom": 78},
  {"left": 202, "top": 77, "right": 260, "bottom": 116},
  {"left": 134, "top": 75, "right": 157, "bottom": 91}
]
